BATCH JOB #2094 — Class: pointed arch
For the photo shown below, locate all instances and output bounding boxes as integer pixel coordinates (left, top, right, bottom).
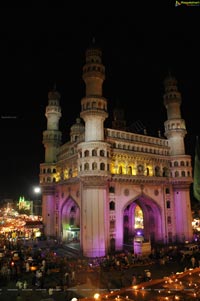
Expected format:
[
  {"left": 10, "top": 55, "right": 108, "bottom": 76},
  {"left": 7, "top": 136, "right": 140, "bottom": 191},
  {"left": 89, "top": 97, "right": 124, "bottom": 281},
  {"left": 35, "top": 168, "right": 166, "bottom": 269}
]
[
  {"left": 60, "top": 196, "right": 80, "bottom": 242},
  {"left": 122, "top": 193, "right": 162, "bottom": 245}
]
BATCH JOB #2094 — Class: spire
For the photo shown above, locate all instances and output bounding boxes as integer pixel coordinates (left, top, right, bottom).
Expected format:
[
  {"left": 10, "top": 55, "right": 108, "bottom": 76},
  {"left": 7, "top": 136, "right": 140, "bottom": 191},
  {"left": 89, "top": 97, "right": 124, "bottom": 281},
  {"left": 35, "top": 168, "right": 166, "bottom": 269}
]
[
  {"left": 87, "top": 36, "right": 100, "bottom": 50},
  {"left": 43, "top": 83, "right": 62, "bottom": 163},
  {"left": 164, "top": 68, "right": 176, "bottom": 85},
  {"left": 163, "top": 74, "right": 186, "bottom": 155},
  {"left": 80, "top": 43, "right": 107, "bottom": 142},
  {"left": 48, "top": 83, "right": 61, "bottom": 101}
]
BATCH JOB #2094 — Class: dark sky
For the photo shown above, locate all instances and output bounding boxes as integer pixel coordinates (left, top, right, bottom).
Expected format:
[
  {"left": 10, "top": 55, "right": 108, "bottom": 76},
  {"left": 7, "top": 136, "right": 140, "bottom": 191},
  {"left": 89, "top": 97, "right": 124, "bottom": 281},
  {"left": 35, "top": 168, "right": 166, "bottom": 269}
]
[{"left": 0, "top": 7, "right": 199, "bottom": 200}]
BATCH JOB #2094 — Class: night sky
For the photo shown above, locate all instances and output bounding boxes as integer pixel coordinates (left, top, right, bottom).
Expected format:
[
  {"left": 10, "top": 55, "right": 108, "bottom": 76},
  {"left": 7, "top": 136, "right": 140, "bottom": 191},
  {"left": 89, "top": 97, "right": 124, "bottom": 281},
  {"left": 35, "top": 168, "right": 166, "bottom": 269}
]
[{"left": 0, "top": 7, "right": 199, "bottom": 200}]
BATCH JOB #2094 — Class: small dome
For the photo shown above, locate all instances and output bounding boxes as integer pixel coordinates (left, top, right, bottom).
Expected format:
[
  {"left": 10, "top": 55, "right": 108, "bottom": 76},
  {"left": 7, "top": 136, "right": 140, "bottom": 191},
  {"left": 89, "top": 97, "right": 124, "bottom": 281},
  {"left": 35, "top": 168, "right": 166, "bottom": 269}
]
[{"left": 70, "top": 117, "right": 85, "bottom": 135}]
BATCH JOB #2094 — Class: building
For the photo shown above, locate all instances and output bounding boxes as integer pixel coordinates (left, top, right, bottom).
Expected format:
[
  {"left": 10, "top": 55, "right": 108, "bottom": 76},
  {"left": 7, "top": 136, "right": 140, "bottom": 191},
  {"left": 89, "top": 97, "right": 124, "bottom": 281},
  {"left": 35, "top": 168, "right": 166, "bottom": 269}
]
[{"left": 40, "top": 43, "right": 193, "bottom": 258}]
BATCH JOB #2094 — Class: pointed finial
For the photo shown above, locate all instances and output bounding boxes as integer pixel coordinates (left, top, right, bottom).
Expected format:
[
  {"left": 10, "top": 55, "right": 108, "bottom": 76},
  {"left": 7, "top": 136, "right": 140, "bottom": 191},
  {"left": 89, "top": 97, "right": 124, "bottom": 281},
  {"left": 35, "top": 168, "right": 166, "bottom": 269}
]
[
  {"left": 166, "top": 66, "right": 174, "bottom": 79},
  {"left": 53, "top": 82, "right": 57, "bottom": 91}
]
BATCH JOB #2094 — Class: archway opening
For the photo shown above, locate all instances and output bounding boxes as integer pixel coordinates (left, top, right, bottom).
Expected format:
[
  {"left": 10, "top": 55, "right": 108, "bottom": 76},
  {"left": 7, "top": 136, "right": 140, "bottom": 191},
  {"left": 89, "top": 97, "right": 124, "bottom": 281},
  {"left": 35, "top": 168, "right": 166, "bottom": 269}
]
[
  {"left": 134, "top": 204, "right": 144, "bottom": 232},
  {"left": 61, "top": 199, "right": 80, "bottom": 244},
  {"left": 123, "top": 196, "right": 162, "bottom": 247}
]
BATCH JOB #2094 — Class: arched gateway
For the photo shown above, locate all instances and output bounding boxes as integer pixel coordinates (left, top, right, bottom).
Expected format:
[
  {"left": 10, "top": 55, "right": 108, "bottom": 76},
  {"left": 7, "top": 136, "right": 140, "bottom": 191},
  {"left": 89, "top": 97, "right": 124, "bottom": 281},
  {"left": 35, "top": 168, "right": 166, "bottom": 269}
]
[
  {"left": 123, "top": 195, "right": 162, "bottom": 246},
  {"left": 60, "top": 197, "right": 80, "bottom": 242},
  {"left": 60, "top": 194, "right": 162, "bottom": 253},
  {"left": 41, "top": 44, "right": 193, "bottom": 258}
]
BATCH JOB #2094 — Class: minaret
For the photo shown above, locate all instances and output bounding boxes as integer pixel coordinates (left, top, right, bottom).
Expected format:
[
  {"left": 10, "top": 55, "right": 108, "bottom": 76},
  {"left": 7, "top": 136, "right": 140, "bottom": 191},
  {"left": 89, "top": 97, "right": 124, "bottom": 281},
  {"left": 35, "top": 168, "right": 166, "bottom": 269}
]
[
  {"left": 163, "top": 74, "right": 187, "bottom": 155},
  {"left": 80, "top": 45, "right": 108, "bottom": 140},
  {"left": 41, "top": 87, "right": 62, "bottom": 237},
  {"left": 163, "top": 74, "right": 193, "bottom": 243},
  {"left": 78, "top": 44, "right": 110, "bottom": 257},
  {"left": 43, "top": 88, "right": 62, "bottom": 162}
]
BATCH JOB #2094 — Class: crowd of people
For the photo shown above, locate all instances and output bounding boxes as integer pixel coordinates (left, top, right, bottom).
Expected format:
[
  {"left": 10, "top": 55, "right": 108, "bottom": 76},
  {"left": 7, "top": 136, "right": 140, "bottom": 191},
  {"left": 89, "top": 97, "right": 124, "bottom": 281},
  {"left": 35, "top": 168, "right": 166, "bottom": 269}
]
[{"left": 1, "top": 236, "right": 200, "bottom": 295}]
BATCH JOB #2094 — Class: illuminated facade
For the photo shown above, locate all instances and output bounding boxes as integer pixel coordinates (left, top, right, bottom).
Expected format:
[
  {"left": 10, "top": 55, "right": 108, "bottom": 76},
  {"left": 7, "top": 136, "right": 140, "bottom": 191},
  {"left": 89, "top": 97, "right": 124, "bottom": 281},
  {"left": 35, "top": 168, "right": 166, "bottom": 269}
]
[
  {"left": 40, "top": 44, "right": 193, "bottom": 257},
  {"left": 18, "top": 196, "right": 32, "bottom": 214}
]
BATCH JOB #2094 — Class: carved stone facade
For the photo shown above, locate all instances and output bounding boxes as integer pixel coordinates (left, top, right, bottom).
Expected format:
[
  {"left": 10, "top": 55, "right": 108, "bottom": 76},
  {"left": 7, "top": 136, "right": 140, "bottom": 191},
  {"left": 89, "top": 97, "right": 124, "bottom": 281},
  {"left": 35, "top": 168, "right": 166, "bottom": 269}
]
[{"left": 40, "top": 44, "right": 193, "bottom": 258}]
